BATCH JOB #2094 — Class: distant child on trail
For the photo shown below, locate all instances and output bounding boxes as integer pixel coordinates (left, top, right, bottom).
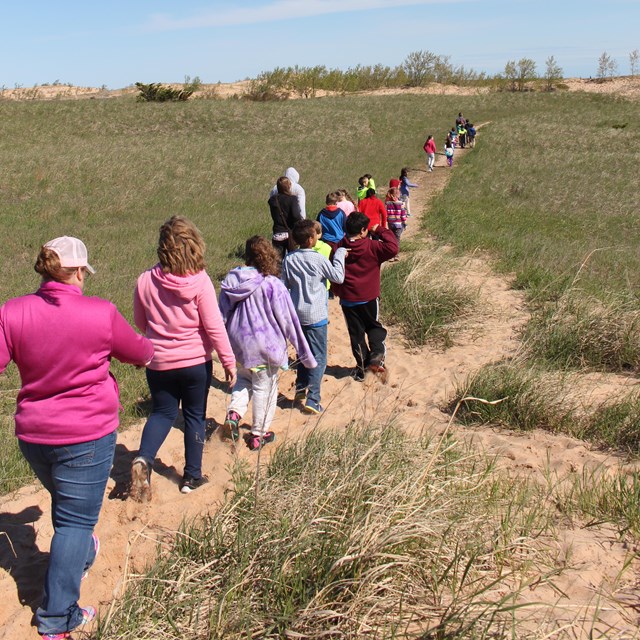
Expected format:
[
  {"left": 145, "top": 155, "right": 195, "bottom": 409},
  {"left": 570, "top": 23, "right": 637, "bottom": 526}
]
[
  {"left": 336, "top": 188, "right": 357, "bottom": 216},
  {"left": 457, "top": 122, "right": 467, "bottom": 148},
  {"left": 423, "top": 135, "right": 437, "bottom": 172},
  {"left": 385, "top": 187, "right": 407, "bottom": 246},
  {"left": 467, "top": 122, "right": 476, "bottom": 148},
  {"left": 219, "top": 236, "right": 317, "bottom": 450},
  {"left": 399, "top": 168, "right": 418, "bottom": 216},
  {"left": 356, "top": 174, "right": 377, "bottom": 201},
  {"left": 268, "top": 176, "right": 303, "bottom": 259},
  {"left": 316, "top": 191, "right": 347, "bottom": 247},
  {"left": 445, "top": 140, "right": 454, "bottom": 167},
  {"left": 358, "top": 187, "right": 387, "bottom": 229},
  {"left": 312, "top": 220, "right": 333, "bottom": 292},
  {"left": 282, "top": 220, "right": 347, "bottom": 414},
  {"left": 335, "top": 212, "right": 399, "bottom": 381}
]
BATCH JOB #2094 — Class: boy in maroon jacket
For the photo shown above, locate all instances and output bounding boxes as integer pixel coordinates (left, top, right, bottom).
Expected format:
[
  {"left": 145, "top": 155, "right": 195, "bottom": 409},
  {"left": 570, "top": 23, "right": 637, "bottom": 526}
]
[{"left": 334, "top": 212, "right": 399, "bottom": 381}]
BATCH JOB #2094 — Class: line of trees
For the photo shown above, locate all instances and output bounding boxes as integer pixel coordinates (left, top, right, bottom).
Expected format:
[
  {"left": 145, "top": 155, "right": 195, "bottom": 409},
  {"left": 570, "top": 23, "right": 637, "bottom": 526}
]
[{"left": 242, "top": 48, "right": 638, "bottom": 100}]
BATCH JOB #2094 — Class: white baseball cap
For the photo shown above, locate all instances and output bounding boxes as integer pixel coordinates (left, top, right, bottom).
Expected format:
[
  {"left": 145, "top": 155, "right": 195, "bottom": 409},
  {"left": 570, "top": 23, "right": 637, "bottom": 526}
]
[{"left": 44, "top": 236, "right": 96, "bottom": 274}]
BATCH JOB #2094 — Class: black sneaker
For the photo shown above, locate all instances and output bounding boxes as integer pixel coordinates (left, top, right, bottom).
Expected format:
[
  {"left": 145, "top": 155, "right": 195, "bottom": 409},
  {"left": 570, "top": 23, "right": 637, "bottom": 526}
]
[
  {"left": 352, "top": 368, "right": 365, "bottom": 382},
  {"left": 180, "top": 474, "right": 209, "bottom": 494}
]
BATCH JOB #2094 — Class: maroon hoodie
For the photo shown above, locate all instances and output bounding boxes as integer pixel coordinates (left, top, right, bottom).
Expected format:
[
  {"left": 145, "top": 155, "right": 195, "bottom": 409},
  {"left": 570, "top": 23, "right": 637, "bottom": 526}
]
[{"left": 334, "top": 227, "right": 398, "bottom": 302}]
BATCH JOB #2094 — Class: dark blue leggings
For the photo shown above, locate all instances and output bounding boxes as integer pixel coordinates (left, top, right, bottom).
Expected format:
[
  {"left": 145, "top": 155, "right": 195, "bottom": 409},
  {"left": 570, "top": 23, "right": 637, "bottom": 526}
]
[{"left": 138, "top": 361, "right": 212, "bottom": 478}]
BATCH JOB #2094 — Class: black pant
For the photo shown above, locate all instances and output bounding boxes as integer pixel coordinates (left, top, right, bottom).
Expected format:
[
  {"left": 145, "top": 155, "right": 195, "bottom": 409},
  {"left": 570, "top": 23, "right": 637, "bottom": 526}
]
[{"left": 341, "top": 299, "right": 387, "bottom": 374}]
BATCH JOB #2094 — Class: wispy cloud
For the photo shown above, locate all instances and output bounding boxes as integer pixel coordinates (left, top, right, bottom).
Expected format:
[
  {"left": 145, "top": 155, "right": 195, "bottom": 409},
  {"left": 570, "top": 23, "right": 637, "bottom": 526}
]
[{"left": 145, "top": 0, "right": 465, "bottom": 31}]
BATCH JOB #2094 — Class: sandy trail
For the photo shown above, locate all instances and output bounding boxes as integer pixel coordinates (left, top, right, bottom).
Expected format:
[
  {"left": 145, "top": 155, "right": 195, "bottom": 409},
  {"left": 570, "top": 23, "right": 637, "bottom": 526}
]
[{"left": 1, "top": 140, "right": 640, "bottom": 638}]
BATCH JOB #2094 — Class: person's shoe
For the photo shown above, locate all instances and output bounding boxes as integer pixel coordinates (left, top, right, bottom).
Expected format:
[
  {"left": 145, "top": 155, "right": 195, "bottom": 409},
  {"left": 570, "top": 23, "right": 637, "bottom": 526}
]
[
  {"left": 130, "top": 457, "right": 152, "bottom": 503},
  {"left": 244, "top": 431, "right": 275, "bottom": 451},
  {"left": 180, "top": 474, "right": 209, "bottom": 494},
  {"left": 81, "top": 533, "right": 100, "bottom": 581},
  {"left": 303, "top": 401, "right": 324, "bottom": 415},
  {"left": 368, "top": 360, "right": 389, "bottom": 384},
  {"left": 224, "top": 410, "right": 241, "bottom": 441},
  {"left": 41, "top": 606, "right": 96, "bottom": 639},
  {"left": 294, "top": 388, "right": 307, "bottom": 402},
  {"left": 352, "top": 369, "right": 365, "bottom": 382}
]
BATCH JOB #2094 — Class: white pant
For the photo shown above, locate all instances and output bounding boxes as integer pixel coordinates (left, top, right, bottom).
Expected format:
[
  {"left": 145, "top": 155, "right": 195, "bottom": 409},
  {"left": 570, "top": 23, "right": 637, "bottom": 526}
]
[
  {"left": 427, "top": 153, "right": 435, "bottom": 170},
  {"left": 228, "top": 366, "right": 279, "bottom": 435}
]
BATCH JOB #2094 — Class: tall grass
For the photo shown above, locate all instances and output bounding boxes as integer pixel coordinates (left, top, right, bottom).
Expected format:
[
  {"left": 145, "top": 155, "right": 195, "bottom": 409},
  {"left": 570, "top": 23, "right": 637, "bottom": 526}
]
[
  {"left": 96, "top": 422, "right": 570, "bottom": 639},
  {"left": 380, "top": 249, "right": 475, "bottom": 346},
  {"left": 524, "top": 291, "right": 640, "bottom": 372},
  {"left": 450, "top": 361, "right": 640, "bottom": 455}
]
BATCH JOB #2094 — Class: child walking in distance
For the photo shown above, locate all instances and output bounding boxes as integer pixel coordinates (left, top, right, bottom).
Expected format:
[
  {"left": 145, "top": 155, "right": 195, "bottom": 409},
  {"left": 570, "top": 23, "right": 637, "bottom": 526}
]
[
  {"left": 358, "top": 187, "right": 387, "bottom": 229},
  {"left": 282, "top": 220, "right": 347, "bottom": 414},
  {"left": 445, "top": 140, "right": 454, "bottom": 167},
  {"left": 316, "top": 191, "right": 347, "bottom": 247},
  {"left": 385, "top": 187, "right": 408, "bottom": 247},
  {"left": 219, "top": 236, "right": 317, "bottom": 449},
  {"left": 399, "top": 167, "right": 418, "bottom": 216},
  {"left": 132, "top": 216, "right": 236, "bottom": 499},
  {"left": 356, "top": 174, "right": 377, "bottom": 201},
  {"left": 423, "top": 135, "right": 437, "bottom": 172},
  {"left": 335, "top": 213, "right": 399, "bottom": 381},
  {"left": 336, "top": 188, "right": 357, "bottom": 216}
]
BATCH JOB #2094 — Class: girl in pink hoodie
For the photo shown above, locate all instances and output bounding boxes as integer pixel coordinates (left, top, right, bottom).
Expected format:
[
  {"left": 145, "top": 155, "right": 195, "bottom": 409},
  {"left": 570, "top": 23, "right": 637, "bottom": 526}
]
[{"left": 131, "top": 217, "right": 236, "bottom": 500}]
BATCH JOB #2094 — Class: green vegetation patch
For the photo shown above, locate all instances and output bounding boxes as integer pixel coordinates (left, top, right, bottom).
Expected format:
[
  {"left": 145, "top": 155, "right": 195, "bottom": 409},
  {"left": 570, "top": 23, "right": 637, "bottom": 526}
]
[
  {"left": 97, "top": 423, "right": 560, "bottom": 639},
  {"left": 380, "top": 251, "right": 475, "bottom": 347}
]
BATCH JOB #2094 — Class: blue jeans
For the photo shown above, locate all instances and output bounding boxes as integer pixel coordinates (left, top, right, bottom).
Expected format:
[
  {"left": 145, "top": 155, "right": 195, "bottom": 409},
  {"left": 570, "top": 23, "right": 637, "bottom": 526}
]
[
  {"left": 296, "top": 323, "right": 327, "bottom": 409},
  {"left": 19, "top": 430, "right": 116, "bottom": 635},
  {"left": 138, "top": 361, "right": 212, "bottom": 478}
]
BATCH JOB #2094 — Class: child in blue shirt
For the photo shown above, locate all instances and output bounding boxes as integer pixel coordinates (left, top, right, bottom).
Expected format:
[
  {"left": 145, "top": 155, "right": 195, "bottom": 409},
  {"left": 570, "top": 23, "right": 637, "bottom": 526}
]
[{"left": 282, "top": 220, "right": 347, "bottom": 414}]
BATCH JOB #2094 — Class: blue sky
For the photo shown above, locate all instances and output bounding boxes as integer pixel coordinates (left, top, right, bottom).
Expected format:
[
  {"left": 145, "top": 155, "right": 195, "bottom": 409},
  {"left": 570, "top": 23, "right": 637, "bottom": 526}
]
[{"left": 2, "top": 0, "right": 638, "bottom": 88}]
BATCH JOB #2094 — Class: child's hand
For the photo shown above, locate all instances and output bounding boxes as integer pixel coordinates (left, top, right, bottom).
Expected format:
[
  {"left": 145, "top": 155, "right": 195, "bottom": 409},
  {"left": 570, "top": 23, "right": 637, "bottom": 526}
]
[
  {"left": 225, "top": 366, "right": 237, "bottom": 388},
  {"left": 371, "top": 224, "right": 379, "bottom": 233}
]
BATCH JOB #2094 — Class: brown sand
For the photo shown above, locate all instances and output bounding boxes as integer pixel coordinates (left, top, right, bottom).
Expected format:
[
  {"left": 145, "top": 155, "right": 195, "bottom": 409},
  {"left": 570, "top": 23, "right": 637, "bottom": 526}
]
[{"left": 1, "top": 141, "right": 640, "bottom": 638}]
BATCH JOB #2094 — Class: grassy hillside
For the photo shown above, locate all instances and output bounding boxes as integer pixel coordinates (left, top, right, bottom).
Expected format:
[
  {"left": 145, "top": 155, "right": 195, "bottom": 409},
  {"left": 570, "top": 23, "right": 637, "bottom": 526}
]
[{"left": 1, "top": 90, "right": 638, "bottom": 491}]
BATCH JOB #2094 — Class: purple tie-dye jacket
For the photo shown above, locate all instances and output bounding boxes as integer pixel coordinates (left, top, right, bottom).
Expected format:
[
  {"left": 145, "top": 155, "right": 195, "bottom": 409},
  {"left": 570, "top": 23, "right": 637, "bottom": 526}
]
[{"left": 219, "top": 267, "right": 317, "bottom": 370}]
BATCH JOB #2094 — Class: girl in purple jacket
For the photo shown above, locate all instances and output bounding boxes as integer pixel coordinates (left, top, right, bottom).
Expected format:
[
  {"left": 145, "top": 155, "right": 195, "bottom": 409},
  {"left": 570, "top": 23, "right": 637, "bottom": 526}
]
[{"left": 219, "top": 236, "right": 316, "bottom": 450}]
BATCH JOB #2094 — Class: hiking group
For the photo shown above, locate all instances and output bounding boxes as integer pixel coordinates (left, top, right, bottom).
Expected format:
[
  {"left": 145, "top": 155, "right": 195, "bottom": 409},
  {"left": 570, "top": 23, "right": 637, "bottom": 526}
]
[{"left": 0, "top": 113, "right": 473, "bottom": 639}]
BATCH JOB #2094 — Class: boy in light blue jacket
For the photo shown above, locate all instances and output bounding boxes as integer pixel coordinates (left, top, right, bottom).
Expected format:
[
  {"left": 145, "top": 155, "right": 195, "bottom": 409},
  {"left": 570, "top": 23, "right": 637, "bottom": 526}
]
[{"left": 282, "top": 219, "right": 347, "bottom": 414}]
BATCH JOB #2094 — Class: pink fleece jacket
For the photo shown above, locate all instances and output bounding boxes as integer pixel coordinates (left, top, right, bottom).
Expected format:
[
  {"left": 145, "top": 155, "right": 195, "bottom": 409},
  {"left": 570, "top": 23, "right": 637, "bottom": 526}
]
[
  {"left": 134, "top": 264, "right": 235, "bottom": 372},
  {"left": 0, "top": 281, "right": 154, "bottom": 445}
]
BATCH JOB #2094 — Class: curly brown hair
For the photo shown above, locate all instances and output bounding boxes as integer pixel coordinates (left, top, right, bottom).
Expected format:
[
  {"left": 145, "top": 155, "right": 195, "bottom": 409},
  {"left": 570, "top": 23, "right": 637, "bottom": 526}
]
[
  {"left": 245, "top": 236, "right": 281, "bottom": 277},
  {"left": 34, "top": 247, "right": 79, "bottom": 283},
  {"left": 157, "top": 216, "right": 206, "bottom": 275}
]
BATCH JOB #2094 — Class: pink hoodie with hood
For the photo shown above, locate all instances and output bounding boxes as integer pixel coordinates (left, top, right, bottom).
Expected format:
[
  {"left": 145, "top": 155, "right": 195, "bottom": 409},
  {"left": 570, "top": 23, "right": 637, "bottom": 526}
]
[{"left": 134, "top": 264, "right": 235, "bottom": 371}]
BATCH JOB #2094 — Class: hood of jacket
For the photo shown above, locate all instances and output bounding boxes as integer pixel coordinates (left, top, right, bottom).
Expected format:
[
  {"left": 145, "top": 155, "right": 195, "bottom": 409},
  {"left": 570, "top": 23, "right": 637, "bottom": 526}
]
[
  {"left": 318, "top": 205, "right": 343, "bottom": 221},
  {"left": 220, "top": 267, "right": 264, "bottom": 311},
  {"left": 149, "top": 263, "right": 208, "bottom": 301},
  {"left": 285, "top": 167, "right": 300, "bottom": 185}
]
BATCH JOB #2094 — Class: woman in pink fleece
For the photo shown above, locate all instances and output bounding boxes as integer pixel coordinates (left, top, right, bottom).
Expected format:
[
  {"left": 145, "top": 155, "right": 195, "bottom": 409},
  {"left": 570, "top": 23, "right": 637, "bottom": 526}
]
[
  {"left": 0, "top": 236, "right": 153, "bottom": 639},
  {"left": 131, "top": 216, "right": 236, "bottom": 500}
]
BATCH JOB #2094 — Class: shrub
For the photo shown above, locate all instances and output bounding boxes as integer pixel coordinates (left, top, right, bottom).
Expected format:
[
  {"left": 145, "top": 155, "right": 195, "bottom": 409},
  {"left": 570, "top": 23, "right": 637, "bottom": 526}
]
[{"left": 135, "top": 82, "right": 193, "bottom": 102}]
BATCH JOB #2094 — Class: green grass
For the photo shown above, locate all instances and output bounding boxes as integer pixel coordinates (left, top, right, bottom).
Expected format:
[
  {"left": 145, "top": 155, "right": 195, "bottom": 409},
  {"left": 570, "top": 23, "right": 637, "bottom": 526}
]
[
  {"left": 450, "top": 360, "right": 640, "bottom": 455},
  {"left": 425, "top": 92, "right": 640, "bottom": 304},
  {"left": 96, "top": 422, "right": 569, "bottom": 639},
  {"left": 380, "top": 249, "right": 475, "bottom": 347}
]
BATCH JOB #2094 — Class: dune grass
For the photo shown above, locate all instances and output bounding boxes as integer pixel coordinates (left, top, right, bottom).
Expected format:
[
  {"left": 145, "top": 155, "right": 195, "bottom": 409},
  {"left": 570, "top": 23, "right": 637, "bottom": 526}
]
[
  {"left": 95, "top": 421, "right": 574, "bottom": 639},
  {"left": 450, "top": 360, "right": 640, "bottom": 455},
  {"left": 380, "top": 249, "right": 475, "bottom": 347}
]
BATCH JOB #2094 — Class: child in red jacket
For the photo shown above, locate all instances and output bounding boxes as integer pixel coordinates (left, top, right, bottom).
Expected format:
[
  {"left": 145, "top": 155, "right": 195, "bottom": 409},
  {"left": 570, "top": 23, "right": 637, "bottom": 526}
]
[{"left": 334, "top": 212, "right": 398, "bottom": 381}]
